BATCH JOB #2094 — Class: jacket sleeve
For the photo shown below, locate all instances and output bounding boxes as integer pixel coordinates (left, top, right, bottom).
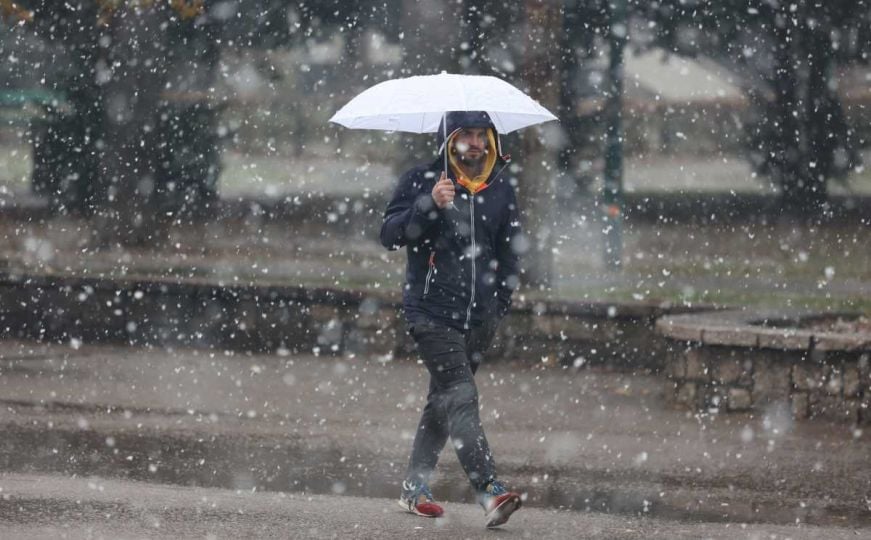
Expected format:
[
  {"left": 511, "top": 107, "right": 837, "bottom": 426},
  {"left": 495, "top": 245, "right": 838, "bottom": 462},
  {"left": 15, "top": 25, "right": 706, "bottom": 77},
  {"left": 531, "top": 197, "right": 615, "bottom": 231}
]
[
  {"left": 494, "top": 185, "right": 522, "bottom": 318},
  {"left": 379, "top": 169, "right": 442, "bottom": 250}
]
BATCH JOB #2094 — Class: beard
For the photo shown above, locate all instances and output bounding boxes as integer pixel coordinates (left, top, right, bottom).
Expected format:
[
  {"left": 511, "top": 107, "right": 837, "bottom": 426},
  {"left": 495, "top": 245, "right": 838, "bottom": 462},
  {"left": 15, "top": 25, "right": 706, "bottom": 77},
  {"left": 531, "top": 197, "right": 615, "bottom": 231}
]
[{"left": 457, "top": 149, "right": 487, "bottom": 175}]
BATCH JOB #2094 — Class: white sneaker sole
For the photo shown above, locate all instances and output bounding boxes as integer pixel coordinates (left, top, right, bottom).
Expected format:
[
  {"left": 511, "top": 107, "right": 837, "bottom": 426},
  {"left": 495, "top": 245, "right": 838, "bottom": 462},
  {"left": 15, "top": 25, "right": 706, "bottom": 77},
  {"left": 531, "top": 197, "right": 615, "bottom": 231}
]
[{"left": 484, "top": 494, "right": 522, "bottom": 528}]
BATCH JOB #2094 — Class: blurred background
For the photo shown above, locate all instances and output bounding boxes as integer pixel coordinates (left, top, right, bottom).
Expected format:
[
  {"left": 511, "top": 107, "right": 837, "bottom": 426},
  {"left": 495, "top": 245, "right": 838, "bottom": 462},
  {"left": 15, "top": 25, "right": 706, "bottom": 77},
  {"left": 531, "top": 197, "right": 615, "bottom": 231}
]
[
  {"left": 0, "top": 0, "right": 869, "bottom": 311},
  {"left": 0, "top": 5, "right": 869, "bottom": 535}
]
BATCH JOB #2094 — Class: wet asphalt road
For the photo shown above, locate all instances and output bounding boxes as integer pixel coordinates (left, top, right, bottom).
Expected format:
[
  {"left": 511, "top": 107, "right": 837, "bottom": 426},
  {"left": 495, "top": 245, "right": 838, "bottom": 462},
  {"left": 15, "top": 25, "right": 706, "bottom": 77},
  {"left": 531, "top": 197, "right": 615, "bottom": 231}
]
[{"left": 0, "top": 340, "right": 870, "bottom": 537}]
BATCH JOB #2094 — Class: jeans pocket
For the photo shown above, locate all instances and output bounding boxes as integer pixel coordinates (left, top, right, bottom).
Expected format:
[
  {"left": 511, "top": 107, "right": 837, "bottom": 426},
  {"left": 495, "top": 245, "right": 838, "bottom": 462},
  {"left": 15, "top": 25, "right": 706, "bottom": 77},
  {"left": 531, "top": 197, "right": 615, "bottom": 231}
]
[
  {"left": 412, "top": 323, "right": 468, "bottom": 375},
  {"left": 408, "top": 318, "right": 440, "bottom": 338}
]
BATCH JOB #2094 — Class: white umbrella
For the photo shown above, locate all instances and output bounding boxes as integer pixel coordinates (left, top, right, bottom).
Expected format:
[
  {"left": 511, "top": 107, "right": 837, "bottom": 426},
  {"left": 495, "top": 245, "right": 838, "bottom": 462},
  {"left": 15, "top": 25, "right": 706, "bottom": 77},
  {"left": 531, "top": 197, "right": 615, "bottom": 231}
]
[
  {"left": 330, "top": 73, "right": 557, "bottom": 202},
  {"left": 329, "top": 72, "right": 558, "bottom": 135}
]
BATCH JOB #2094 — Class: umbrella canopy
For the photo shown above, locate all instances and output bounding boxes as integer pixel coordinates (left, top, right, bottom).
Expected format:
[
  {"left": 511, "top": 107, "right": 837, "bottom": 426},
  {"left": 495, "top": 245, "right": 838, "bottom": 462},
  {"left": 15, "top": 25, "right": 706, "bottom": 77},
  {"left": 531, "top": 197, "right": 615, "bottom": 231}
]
[{"left": 329, "top": 72, "right": 557, "bottom": 134}]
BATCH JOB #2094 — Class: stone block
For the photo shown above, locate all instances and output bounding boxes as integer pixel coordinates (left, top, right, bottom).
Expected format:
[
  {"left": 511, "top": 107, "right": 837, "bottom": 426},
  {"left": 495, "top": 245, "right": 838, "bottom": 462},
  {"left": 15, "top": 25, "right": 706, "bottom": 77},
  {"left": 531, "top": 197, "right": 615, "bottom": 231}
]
[
  {"left": 531, "top": 314, "right": 555, "bottom": 335},
  {"left": 824, "top": 366, "right": 843, "bottom": 396},
  {"left": 843, "top": 365, "right": 861, "bottom": 397},
  {"left": 501, "top": 314, "right": 531, "bottom": 341},
  {"left": 685, "top": 348, "right": 709, "bottom": 381},
  {"left": 755, "top": 328, "right": 813, "bottom": 351},
  {"left": 595, "top": 319, "right": 623, "bottom": 341},
  {"left": 701, "top": 326, "right": 758, "bottom": 347},
  {"left": 701, "top": 385, "right": 725, "bottom": 411},
  {"left": 791, "top": 392, "right": 810, "bottom": 419},
  {"left": 813, "top": 332, "right": 871, "bottom": 352},
  {"left": 345, "top": 322, "right": 399, "bottom": 356},
  {"left": 666, "top": 355, "right": 687, "bottom": 380},
  {"left": 752, "top": 357, "right": 792, "bottom": 404},
  {"left": 620, "top": 332, "right": 671, "bottom": 372},
  {"left": 309, "top": 304, "right": 343, "bottom": 324},
  {"left": 859, "top": 354, "right": 870, "bottom": 391},
  {"left": 714, "top": 357, "right": 751, "bottom": 386},
  {"left": 808, "top": 395, "right": 834, "bottom": 418},
  {"left": 531, "top": 313, "right": 606, "bottom": 341},
  {"left": 808, "top": 395, "right": 857, "bottom": 423},
  {"left": 562, "top": 316, "right": 619, "bottom": 341},
  {"left": 793, "top": 361, "right": 824, "bottom": 391},
  {"left": 675, "top": 381, "right": 697, "bottom": 406},
  {"left": 558, "top": 318, "right": 597, "bottom": 341},
  {"left": 843, "top": 399, "right": 862, "bottom": 425},
  {"left": 354, "top": 300, "right": 392, "bottom": 329},
  {"left": 656, "top": 318, "right": 702, "bottom": 342},
  {"left": 727, "top": 387, "right": 752, "bottom": 411},
  {"left": 860, "top": 397, "right": 871, "bottom": 426}
]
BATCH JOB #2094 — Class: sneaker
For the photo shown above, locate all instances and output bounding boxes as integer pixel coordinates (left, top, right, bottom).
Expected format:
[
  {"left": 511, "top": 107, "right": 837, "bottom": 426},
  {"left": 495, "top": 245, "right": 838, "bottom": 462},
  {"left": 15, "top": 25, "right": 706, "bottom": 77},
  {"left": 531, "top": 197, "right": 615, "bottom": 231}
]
[
  {"left": 479, "top": 480, "right": 522, "bottom": 528},
  {"left": 398, "top": 480, "right": 444, "bottom": 518}
]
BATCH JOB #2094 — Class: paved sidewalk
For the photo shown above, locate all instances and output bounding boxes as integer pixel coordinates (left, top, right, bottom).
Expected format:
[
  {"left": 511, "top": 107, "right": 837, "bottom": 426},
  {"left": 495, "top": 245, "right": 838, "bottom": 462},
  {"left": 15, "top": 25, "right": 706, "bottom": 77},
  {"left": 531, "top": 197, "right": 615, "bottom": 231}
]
[
  {"left": 0, "top": 340, "right": 869, "bottom": 534},
  {"left": 0, "top": 473, "right": 867, "bottom": 540}
]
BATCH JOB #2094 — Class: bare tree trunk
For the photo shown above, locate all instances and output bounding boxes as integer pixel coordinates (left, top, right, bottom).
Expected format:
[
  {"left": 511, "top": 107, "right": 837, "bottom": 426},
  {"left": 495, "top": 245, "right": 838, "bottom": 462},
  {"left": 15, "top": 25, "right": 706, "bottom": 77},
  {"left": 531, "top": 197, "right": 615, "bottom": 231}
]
[
  {"left": 95, "top": 9, "right": 171, "bottom": 246},
  {"left": 793, "top": 20, "right": 832, "bottom": 212},
  {"left": 518, "top": 1, "right": 562, "bottom": 287},
  {"left": 396, "top": 0, "right": 464, "bottom": 173}
]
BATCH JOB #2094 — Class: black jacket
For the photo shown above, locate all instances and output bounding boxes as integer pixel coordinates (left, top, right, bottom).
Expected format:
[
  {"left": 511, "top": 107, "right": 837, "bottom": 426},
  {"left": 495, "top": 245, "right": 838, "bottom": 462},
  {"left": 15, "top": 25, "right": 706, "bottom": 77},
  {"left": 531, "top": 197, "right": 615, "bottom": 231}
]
[{"left": 380, "top": 112, "right": 522, "bottom": 331}]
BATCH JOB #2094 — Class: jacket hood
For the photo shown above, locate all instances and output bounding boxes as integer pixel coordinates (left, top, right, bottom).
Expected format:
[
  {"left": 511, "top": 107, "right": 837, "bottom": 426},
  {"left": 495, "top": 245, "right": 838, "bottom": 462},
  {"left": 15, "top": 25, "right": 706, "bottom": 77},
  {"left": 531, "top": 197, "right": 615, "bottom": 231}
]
[{"left": 436, "top": 111, "right": 506, "bottom": 161}]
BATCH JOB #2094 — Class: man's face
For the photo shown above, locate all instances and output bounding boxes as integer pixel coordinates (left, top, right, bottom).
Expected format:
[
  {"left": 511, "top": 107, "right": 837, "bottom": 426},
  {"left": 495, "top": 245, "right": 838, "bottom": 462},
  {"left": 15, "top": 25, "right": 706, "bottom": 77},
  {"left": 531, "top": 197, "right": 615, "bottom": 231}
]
[{"left": 452, "top": 128, "right": 489, "bottom": 166}]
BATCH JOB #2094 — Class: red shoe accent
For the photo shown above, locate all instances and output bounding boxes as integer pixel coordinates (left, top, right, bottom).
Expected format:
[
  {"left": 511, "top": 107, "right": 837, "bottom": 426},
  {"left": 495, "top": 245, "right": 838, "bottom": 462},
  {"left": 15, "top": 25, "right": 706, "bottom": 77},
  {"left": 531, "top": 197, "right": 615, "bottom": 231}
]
[
  {"left": 484, "top": 492, "right": 522, "bottom": 528},
  {"left": 413, "top": 501, "right": 444, "bottom": 518}
]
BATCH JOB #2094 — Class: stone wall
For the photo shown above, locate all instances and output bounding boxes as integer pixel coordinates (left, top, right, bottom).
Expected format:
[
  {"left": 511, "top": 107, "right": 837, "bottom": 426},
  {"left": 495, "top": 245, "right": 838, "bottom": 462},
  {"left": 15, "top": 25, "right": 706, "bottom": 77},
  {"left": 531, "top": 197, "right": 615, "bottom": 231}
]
[
  {"left": 659, "top": 311, "right": 871, "bottom": 425},
  {"left": 0, "top": 273, "right": 695, "bottom": 371}
]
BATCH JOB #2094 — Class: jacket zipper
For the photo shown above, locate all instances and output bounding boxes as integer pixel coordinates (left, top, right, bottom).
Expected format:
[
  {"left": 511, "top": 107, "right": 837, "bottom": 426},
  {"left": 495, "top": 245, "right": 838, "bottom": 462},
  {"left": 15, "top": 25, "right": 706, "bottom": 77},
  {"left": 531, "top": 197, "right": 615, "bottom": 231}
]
[
  {"left": 465, "top": 196, "right": 476, "bottom": 330},
  {"left": 423, "top": 251, "right": 435, "bottom": 296},
  {"left": 457, "top": 160, "right": 509, "bottom": 328}
]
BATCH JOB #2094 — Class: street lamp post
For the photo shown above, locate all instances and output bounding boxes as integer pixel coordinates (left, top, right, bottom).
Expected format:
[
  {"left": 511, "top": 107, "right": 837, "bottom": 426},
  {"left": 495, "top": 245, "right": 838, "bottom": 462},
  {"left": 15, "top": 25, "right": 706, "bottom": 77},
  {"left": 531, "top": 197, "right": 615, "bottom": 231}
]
[{"left": 603, "top": 0, "right": 626, "bottom": 271}]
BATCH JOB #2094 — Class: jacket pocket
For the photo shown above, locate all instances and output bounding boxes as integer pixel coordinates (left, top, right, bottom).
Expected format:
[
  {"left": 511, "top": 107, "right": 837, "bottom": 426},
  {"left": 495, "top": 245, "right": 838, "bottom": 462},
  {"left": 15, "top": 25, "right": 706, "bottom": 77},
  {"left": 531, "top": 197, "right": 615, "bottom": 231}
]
[{"left": 422, "top": 250, "right": 436, "bottom": 297}]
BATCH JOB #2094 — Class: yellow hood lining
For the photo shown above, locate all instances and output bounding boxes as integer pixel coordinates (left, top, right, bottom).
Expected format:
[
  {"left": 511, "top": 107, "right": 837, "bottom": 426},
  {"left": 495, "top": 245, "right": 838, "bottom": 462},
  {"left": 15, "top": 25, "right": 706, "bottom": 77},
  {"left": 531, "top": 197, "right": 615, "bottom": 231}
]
[{"left": 449, "top": 128, "right": 497, "bottom": 194}]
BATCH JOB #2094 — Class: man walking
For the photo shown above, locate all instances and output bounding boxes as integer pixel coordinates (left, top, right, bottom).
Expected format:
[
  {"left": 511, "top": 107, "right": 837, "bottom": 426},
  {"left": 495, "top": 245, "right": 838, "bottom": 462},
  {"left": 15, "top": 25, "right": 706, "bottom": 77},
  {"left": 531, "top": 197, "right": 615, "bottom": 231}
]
[{"left": 380, "top": 111, "right": 523, "bottom": 528}]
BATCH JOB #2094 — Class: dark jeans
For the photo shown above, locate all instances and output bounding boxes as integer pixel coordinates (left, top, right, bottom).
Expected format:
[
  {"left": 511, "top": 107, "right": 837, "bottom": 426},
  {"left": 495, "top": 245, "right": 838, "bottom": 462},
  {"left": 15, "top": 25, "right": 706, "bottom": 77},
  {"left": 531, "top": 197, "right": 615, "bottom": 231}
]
[{"left": 404, "top": 318, "right": 499, "bottom": 492}]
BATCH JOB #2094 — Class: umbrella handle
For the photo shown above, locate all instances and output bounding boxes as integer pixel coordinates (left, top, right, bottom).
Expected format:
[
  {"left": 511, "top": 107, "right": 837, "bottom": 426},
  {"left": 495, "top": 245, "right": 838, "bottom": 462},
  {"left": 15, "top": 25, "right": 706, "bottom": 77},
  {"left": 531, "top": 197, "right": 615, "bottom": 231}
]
[
  {"left": 443, "top": 111, "right": 448, "bottom": 178},
  {"left": 442, "top": 111, "right": 460, "bottom": 213}
]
